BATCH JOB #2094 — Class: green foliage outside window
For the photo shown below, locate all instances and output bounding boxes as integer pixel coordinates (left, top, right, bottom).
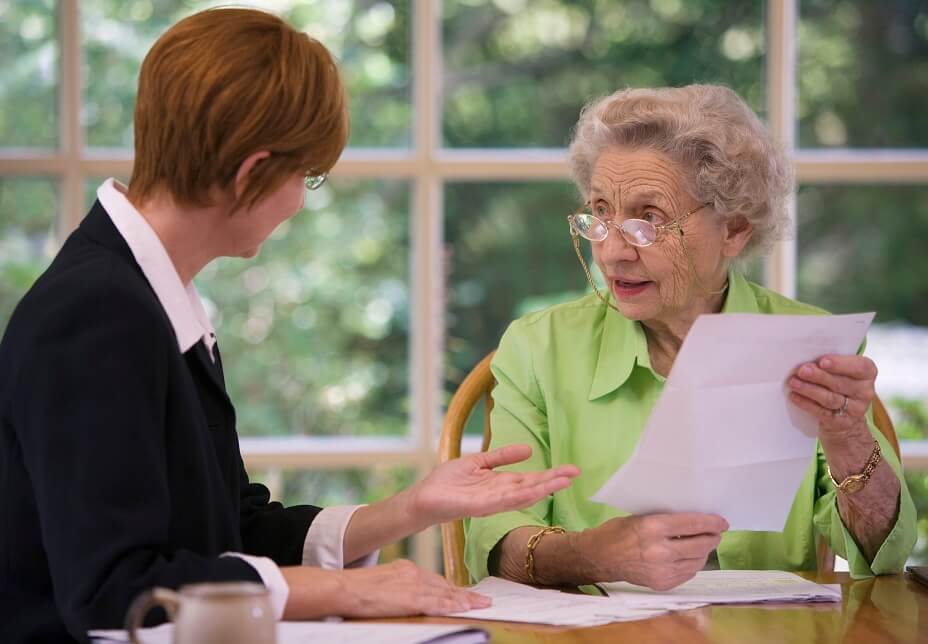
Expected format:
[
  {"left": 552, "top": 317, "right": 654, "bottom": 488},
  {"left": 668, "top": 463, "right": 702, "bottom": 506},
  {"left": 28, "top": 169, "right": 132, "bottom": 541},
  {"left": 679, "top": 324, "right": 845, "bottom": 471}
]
[
  {"left": 0, "top": 178, "right": 57, "bottom": 325},
  {"left": 80, "top": 0, "right": 410, "bottom": 148},
  {"left": 0, "top": 0, "right": 57, "bottom": 147},
  {"left": 199, "top": 179, "right": 411, "bottom": 438},
  {"left": 443, "top": 0, "right": 764, "bottom": 147}
]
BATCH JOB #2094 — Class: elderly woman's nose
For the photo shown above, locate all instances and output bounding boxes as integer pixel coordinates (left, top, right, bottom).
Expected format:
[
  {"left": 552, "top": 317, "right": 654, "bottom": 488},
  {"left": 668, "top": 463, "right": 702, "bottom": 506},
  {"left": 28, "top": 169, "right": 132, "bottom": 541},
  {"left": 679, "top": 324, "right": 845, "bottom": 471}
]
[{"left": 598, "top": 228, "right": 638, "bottom": 262}]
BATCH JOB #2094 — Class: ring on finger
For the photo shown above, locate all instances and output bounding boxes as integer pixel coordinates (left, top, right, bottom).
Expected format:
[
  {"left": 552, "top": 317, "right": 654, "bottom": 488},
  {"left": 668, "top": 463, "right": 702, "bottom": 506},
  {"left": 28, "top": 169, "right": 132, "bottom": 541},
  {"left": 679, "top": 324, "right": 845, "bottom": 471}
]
[{"left": 834, "top": 394, "right": 849, "bottom": 417}]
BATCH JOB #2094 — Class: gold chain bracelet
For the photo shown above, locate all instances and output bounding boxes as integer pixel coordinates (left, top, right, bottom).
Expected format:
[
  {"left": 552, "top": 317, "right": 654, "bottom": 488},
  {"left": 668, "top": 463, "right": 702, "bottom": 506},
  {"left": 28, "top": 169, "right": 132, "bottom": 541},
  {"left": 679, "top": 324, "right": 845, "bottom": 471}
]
[
  {"left": 524, "top": 526, "right": 565, "bottom": 584},
  {"left": 827, "top": 440, "right": 882, "bottom": 494}
]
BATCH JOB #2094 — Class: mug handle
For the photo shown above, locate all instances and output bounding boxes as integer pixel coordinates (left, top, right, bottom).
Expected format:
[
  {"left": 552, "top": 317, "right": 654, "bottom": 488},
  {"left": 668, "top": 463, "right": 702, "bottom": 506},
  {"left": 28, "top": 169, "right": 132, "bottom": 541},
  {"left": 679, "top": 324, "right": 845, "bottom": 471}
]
[{"left": 125, "top": 587, "right": 180, "bottom": 644}]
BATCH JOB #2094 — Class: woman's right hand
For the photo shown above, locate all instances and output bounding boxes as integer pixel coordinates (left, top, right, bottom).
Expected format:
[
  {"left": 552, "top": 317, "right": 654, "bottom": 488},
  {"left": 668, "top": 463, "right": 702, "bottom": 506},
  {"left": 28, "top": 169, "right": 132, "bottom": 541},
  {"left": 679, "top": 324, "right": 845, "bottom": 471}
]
[
  {"left": 579, "top": 513, "right": 728, "bottom": 590},
  {"left": 282, "top": 560, "right": 490, "bottom": 619}
]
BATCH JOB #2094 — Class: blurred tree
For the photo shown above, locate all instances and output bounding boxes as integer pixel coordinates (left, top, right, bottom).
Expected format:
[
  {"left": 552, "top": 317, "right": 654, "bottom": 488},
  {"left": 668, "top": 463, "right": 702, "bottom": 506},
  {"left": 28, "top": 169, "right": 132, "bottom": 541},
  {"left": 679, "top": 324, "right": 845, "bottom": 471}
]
[
  {"left": 80, "top": 0, "right": 410, "bottom": 147},
  {"left": 797, "top": 186, "right": 928, "bottom": 326},
  {"left": 799, "top": 0, "right": 928, "bottom": 147},
  {"left": 0, "top": 177, "right": 58, "bottom": 325},
  {"left": 0, "top": 0, "right": 57, "bottom": 147},
  {"left": 444, "top": 182, "right": 581, "bottom": 393},
  {"left": 199, "top": 179, "right": 411, "bottom": 439},
  {"left": 443, "top": 0, "right": 765, "bottom": 147}
]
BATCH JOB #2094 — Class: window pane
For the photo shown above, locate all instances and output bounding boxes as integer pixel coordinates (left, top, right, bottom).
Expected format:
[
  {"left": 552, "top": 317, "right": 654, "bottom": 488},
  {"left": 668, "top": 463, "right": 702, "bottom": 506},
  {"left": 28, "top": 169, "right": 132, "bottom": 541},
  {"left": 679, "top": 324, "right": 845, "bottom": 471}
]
[
  {"left": 82, "top": 1, "right": 410, "bottom": 148},
  {"left": 442, "top": 0, "right": 765, "bottom": 148},
  {"left": 444, "top": 181, "right": 582, "bottom": 433},
  {"left": 251, "top": 466, "right": 414, "bottom": 562},
  {"left": 0, "top": 177, "right": 58, "bottom": 330},
  {"left": 798, "top": 1, "right": 928, "bottom": 148},
  {"left": 0, "top": 0, "right": 57, "bottom": 147},
  {"left": 198, "top": 179, "right": 410, "bottom": 438},
  {"left": 797, "top": 184, "right": 928, "bottom": 564}
]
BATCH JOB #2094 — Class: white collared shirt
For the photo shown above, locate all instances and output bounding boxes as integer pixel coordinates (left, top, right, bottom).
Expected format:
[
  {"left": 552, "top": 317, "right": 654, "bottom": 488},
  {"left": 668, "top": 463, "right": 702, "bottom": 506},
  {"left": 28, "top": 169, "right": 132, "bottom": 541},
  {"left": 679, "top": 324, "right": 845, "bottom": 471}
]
[
  {"left": 96, "top": 179, "right": 378, "bottom": 619},
  {"left": 97, "top": 180, "right": 218, "bottom": 358}
]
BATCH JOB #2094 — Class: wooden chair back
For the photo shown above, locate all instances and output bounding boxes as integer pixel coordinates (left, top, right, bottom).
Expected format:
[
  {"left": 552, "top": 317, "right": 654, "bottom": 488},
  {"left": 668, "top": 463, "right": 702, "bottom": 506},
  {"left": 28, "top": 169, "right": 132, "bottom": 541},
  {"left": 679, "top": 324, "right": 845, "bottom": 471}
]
[{"left": 438, "top": 352, "right": 495, "bottom": 586}]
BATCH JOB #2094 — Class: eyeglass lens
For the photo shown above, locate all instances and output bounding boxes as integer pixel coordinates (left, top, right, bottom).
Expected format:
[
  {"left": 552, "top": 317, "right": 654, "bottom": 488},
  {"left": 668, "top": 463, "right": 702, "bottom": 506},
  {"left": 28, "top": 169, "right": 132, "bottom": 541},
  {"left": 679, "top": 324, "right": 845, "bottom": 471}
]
[
  {"left": 305, "top": 174, "right": 326, "bottom": 190},
  {"left": 570, "top": 213, "right": 656, "bottom": 247}
]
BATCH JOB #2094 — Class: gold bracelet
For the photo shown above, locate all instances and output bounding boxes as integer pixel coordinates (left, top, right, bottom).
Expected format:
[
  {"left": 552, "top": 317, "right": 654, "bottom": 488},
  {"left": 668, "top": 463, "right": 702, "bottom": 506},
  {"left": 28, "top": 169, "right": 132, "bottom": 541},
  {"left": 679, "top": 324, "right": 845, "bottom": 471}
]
[
  {"left": 827, "top": 440, "right": 882, "bottom": 494},
  {"left": 524, "top": 526, "right": 565, "bottom": 584}
]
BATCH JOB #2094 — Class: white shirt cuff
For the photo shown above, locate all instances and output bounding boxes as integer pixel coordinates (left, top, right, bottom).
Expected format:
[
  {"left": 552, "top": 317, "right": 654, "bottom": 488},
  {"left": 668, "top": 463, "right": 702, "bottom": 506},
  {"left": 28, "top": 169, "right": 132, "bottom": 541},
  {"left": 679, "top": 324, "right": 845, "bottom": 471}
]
[
  {"left": 221, "top": 553, "right": 288, "bottom": 619},
  {"left": 302, "top": 505, "right": 380, "bottom": 569}
]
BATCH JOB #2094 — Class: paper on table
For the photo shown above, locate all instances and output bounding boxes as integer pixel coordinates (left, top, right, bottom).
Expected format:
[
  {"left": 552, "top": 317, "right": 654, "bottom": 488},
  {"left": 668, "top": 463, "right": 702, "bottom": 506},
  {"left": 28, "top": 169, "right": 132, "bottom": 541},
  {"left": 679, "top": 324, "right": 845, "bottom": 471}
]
[
  {"left": 600, "top": 570, "right": 842, "bottom": 609},
  {"left": 449, "top": 576, "right": 666, "bottom": 626},
  {"left": 592, "top": 312, "right": 875, "bottom": 531},
  {"left": 91, "top": 621, "right": 489, "bottom": 644}
]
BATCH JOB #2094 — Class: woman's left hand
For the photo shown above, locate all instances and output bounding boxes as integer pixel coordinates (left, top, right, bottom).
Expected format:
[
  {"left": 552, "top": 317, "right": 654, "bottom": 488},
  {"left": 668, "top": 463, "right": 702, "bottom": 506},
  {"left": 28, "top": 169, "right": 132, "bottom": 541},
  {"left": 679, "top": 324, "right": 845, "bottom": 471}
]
[
  {"left": 787, "top": 354, "right": 878, "bottom": 439},
  {"left": 409, "top": 444, "right": 580, "bottom": 526}
]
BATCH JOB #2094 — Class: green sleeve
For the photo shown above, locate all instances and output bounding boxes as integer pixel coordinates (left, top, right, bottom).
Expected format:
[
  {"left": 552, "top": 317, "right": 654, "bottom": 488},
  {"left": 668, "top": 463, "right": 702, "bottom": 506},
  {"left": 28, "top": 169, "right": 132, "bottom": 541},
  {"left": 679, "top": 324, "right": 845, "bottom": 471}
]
[
  {"left": 464, "top": 319, "right": 553, "bottom": 582},
  {"left": 812, "top": 407, "right": 917, "bottom": 578}
]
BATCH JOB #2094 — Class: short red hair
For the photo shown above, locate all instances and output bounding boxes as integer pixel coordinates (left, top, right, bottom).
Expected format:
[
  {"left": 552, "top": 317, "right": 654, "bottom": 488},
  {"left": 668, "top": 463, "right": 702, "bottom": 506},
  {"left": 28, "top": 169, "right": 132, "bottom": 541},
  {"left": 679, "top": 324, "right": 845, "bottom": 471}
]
[{"left": 128, "top": 7, "right": 348, "bottom": 210}]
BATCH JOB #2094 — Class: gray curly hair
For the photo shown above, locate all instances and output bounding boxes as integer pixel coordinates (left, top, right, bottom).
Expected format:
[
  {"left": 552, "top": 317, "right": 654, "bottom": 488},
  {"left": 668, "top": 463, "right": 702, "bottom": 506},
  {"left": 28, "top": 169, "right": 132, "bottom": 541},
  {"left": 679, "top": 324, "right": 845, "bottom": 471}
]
[{"left": 567, "top": 84, "right": 792, "bottom": 255}]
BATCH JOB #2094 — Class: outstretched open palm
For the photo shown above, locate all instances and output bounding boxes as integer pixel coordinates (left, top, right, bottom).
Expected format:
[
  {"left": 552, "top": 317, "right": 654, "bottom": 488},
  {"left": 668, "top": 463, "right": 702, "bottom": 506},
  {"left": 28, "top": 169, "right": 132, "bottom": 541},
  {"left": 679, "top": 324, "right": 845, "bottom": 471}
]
[{"left": 411, "top": 444, "right": 580, "bottom": 524}]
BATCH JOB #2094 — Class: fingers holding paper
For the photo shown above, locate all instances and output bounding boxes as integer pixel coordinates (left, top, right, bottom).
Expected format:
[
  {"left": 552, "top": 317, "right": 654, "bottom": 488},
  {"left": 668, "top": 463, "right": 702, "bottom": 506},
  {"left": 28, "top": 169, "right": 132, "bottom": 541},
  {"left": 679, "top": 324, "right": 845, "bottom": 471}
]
[
  {"left": 582, "top": 513, "right": 728, "bottom": 591},
  {"left": 787, "top": 354, "right": 877, "bottom": 435}
]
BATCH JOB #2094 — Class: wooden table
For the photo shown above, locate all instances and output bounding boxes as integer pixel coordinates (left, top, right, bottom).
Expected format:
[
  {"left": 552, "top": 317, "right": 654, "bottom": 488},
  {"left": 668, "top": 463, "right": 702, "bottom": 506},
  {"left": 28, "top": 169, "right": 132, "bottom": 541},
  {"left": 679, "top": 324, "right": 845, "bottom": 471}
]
[{"left": 384, "top": 573, "right": 928, "bottom": 643}]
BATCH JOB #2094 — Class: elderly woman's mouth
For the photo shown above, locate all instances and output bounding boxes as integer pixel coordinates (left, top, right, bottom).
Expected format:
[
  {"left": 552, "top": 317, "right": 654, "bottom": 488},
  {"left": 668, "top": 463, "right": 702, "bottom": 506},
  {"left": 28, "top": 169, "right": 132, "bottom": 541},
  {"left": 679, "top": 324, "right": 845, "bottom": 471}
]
[{"left": 612, "top": 279, "right": 653, "bottom": 298}]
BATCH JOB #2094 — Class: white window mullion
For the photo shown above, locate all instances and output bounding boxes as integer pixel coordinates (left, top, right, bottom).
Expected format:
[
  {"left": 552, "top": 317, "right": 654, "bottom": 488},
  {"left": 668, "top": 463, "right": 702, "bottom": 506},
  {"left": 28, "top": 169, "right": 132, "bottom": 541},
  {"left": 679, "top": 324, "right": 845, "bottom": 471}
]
[
  {"left": 796, "top": 150, "right": 928, "bottom": 183},
  {"left": 765, "top": 0, "right": 797, "bottom": 298},
  {"left": 59, "top": 0, "right": 84, "bottom": 238},
  {"left": 409, "top": 0, "right": 443, "bottom": 572}
]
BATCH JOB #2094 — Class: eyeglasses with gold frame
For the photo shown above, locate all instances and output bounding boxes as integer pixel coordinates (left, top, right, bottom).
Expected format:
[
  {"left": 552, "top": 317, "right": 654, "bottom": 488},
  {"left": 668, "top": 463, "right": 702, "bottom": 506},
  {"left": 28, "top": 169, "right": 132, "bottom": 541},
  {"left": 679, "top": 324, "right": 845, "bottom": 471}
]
[
  {"left": 567, "top": 201, "right": 709, "bottom": 247},
  {"left": 566, "top": 201, "right": 724, "bottom": 310}
]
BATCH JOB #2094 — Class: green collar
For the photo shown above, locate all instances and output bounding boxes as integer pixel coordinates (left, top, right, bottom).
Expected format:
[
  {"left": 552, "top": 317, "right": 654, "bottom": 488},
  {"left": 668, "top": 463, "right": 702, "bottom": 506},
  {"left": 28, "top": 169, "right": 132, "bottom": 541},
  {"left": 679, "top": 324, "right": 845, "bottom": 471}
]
[{"left": 588, "top": 269, "right": 759, "bottom": 400}]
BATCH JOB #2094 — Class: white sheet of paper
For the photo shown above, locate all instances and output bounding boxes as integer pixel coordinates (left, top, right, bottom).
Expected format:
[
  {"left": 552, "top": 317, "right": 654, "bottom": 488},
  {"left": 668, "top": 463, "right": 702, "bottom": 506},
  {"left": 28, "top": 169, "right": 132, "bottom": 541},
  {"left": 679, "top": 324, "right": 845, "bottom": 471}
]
[
  {"left": 600, "top": 570, "right": 842, "bottom": 609},
  {"left": 591, "top": 312, "right": 874, "bottom": 531},
  {"left": 448, "top": 577, "right": 666, "bottom": 626},
  {"left": 91, "top": 621, "right": 488, "bottom": 644}
]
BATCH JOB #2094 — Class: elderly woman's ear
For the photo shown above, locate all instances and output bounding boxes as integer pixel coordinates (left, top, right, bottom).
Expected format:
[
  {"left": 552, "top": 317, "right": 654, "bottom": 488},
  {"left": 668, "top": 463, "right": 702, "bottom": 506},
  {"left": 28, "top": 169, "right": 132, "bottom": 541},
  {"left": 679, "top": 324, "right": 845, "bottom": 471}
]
[{"left": 721, "top": 214, "right": 753, "bottom": 258}]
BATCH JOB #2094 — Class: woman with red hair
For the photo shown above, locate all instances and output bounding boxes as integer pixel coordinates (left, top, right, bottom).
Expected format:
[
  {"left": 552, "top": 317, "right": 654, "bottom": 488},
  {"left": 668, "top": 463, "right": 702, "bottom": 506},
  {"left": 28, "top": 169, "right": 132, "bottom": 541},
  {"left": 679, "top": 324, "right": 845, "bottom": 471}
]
[{"left": 0, "top": 9, "right": 578, "bottom": 641}]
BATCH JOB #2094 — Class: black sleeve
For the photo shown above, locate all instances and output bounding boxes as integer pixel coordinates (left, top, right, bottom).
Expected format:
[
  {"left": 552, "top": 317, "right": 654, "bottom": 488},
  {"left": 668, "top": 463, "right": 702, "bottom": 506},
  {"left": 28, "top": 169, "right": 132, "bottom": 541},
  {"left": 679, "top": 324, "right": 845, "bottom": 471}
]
[
  {"left": 239, "top": 464, "right": 323, "bottom": 565},
  {"left": 12, "top": 269, "right": 261, "bottom": 638}
]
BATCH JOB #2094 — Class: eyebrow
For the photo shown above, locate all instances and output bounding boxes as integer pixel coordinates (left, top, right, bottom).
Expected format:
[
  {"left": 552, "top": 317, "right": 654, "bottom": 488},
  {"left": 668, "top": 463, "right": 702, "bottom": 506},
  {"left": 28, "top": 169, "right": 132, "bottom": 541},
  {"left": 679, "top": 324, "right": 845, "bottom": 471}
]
[{"left": 623, "top": 190, "right": 670, "bottom": 209}]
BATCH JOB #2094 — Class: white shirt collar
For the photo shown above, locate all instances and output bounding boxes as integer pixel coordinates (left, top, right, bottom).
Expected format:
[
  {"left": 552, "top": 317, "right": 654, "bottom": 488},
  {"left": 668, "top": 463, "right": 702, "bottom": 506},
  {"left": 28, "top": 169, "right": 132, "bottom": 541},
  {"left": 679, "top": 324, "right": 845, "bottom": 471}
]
[{"left": 96, "top": 178, "right": 216, "bottom": 358}]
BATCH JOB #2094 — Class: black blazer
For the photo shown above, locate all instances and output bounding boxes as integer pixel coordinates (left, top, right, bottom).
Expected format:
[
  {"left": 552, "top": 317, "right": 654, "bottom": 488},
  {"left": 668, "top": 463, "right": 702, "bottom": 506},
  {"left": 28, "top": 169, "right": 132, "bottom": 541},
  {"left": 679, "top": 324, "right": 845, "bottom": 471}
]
[{"left": 0, "top": 202, "right": 322, "bottom": 643}]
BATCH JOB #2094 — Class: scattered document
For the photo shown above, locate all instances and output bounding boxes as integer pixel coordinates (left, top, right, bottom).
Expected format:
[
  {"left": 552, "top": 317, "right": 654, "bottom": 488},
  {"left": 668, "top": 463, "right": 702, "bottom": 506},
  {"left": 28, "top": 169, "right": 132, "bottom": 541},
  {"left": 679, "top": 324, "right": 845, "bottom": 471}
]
[
  {"left": 448, "top": 576, "right": 666, "bottom": 626},
  {"left": 600, "top": 570, "right": 842, "bottom": 610},
  {"left": 91, "top": 621, "right": 488, "bottom": 644},
  {"left": 592, "top": 312, "right": 875, "bottom": 531}
]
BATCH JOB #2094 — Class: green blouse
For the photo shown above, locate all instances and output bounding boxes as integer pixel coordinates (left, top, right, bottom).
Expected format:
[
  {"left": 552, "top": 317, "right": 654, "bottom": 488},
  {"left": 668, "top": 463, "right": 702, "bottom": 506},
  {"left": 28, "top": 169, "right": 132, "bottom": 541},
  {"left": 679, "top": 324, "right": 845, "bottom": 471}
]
[{"left": 465, "top": 270, "right": 916, "bottom": 582}]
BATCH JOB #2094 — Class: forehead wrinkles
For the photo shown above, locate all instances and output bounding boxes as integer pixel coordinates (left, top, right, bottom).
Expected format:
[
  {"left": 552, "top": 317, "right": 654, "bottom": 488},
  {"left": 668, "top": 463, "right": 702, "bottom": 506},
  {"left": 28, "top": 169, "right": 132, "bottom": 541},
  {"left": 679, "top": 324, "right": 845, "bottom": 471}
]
[{"left": 591, "top": 154, "right": 685, "bottom": 212}]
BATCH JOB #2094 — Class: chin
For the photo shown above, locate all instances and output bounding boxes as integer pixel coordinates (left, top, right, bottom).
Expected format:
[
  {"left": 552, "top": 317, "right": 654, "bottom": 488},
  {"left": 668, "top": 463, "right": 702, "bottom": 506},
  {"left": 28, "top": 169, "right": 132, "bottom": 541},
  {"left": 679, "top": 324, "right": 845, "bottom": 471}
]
[
  {"left": 239, "top": 247, "right": 260, "bottom": 259},
  {"left": 612, "top": 295, "right": 660, "bottom": 322},
  {"left": 614, "top": 301, "right": 657, "bottom": 322}
]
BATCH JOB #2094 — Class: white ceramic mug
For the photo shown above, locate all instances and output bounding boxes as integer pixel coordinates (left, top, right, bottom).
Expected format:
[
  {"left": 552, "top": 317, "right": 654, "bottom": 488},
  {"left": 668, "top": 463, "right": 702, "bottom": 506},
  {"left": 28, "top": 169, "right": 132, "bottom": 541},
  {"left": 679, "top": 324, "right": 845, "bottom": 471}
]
[{"left": 126, "top": 582, "right": 276, "bottom": 644}]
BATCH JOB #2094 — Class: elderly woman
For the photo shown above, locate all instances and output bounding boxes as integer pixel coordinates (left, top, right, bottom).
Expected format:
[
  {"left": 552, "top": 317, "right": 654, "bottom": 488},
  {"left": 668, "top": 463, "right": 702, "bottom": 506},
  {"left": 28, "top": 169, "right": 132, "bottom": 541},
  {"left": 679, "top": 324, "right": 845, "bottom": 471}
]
[{"left": 465, "top": 84, "right": 916, "bottom": 590}]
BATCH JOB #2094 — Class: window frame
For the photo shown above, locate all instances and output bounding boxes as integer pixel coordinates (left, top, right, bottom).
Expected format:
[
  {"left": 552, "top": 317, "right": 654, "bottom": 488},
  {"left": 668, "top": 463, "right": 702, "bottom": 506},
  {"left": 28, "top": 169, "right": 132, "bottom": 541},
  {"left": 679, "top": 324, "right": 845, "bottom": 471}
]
[{"left": 1, "top": 0, "right": 927, "bottom": 570}]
